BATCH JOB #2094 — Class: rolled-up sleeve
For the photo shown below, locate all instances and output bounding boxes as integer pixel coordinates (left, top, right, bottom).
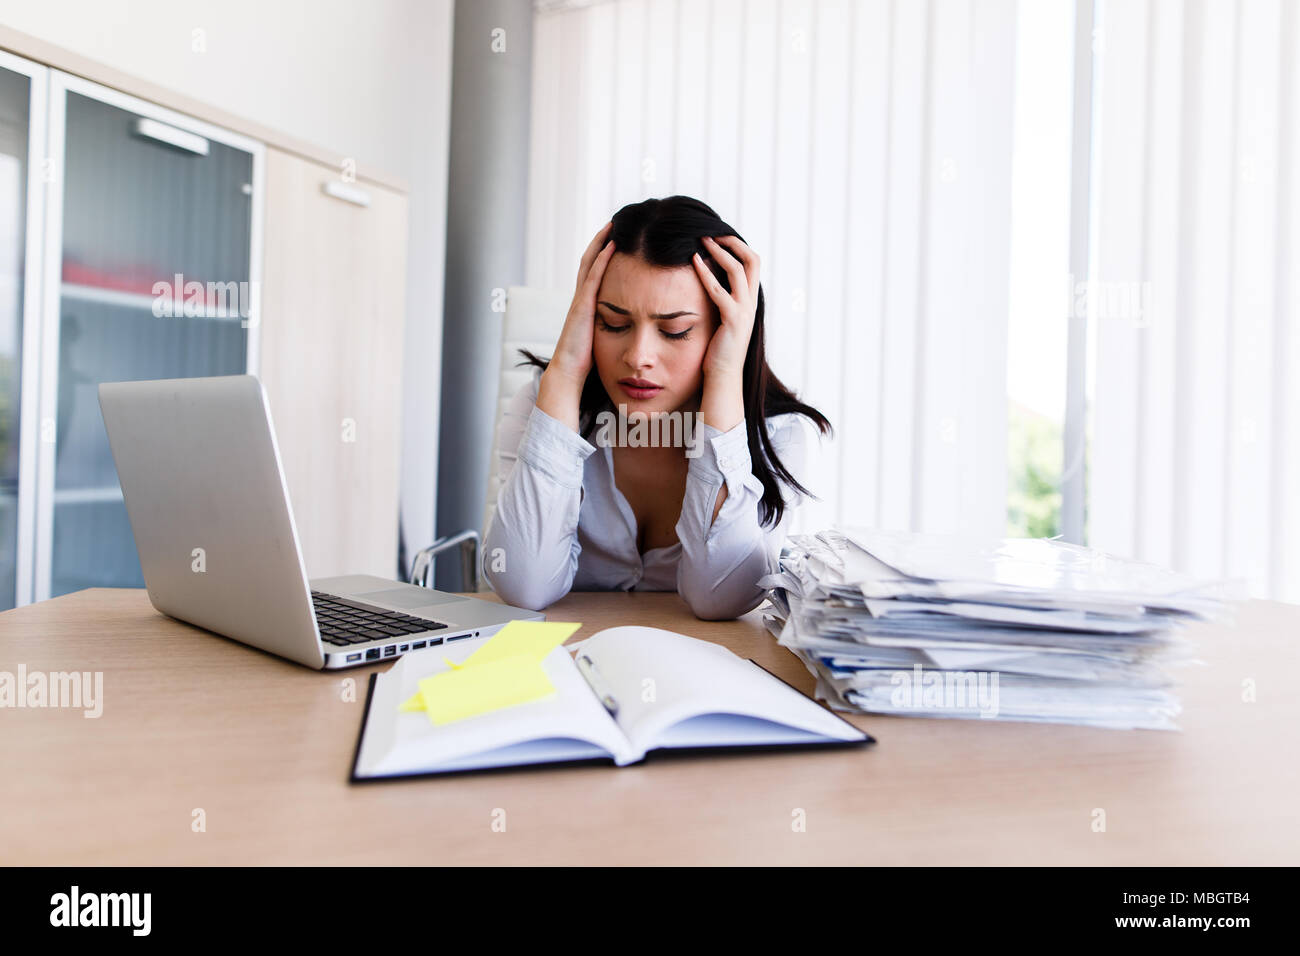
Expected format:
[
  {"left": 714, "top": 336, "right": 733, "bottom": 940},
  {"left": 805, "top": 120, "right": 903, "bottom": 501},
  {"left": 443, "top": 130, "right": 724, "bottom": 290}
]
[
  {"left": 674, "top": 415, "right": 809, "bottom": 620},
  {"left": 481, "top": 381, "right": 597, "bottom": 610}
]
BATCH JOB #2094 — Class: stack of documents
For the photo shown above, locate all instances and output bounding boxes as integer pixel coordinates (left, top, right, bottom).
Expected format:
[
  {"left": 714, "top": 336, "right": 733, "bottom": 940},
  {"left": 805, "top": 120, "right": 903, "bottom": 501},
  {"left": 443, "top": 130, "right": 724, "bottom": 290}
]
[{"left": 757, "top": 528, "right": 1230, "bottom": 730}]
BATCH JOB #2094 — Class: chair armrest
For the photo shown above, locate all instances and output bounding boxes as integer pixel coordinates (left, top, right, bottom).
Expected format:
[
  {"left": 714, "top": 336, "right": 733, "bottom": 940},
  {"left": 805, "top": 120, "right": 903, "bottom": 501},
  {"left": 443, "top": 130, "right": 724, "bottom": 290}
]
[{"left": 409, "top": 529, "right": 480, "bottom": 592}]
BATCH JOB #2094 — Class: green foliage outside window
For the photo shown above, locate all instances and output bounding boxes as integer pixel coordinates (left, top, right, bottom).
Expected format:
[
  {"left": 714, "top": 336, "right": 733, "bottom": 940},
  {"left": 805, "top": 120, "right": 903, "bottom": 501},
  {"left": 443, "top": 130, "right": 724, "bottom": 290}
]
[{"left": 1007, "top": 400, "right": 1061, "bottom": 539}]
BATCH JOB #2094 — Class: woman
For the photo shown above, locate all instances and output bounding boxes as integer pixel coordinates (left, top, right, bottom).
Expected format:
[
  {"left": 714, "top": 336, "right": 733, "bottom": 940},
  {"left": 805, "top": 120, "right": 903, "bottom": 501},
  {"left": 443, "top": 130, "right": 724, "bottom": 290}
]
[{"left": 482, "top": 195, "right": 831, "bottom": 619}]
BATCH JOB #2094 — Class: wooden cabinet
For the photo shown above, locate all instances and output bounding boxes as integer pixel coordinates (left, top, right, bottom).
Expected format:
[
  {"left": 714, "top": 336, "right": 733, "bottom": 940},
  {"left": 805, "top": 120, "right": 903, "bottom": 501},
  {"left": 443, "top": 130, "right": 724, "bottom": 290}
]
[
  {"left": 259, "top": 148, "right": 408, "bottom": 580},
  {"left": 0, "top": 31, "right": 411, "bottom": 609}
]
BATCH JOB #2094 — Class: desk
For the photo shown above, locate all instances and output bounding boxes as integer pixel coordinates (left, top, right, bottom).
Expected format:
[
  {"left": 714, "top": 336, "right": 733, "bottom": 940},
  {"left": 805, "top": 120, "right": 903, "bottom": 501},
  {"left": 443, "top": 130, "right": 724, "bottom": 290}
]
[{"left": 1, "top": 588, "right": 1296, "bottom": 865}]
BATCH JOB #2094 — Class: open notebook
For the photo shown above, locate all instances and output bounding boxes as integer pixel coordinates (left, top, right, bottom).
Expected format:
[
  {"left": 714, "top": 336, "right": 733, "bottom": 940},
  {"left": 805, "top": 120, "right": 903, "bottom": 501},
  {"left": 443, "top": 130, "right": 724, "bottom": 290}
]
[{"left": 351, "top": 625, "right": 872, "bottom": 781}]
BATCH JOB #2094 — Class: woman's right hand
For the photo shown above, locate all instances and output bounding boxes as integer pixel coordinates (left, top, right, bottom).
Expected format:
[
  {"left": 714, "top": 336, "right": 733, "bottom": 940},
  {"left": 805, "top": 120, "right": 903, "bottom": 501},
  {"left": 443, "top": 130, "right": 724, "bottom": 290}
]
[{"left": 547, "top": 221, "right": 615, "bottom": 385}]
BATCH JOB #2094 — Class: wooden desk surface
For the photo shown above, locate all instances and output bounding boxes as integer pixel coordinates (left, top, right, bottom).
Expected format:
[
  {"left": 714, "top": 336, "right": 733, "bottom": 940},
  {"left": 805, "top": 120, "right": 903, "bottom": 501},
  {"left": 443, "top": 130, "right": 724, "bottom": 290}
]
[{"left": 1, "top": 588, "right": 1296, "bottom": 865}]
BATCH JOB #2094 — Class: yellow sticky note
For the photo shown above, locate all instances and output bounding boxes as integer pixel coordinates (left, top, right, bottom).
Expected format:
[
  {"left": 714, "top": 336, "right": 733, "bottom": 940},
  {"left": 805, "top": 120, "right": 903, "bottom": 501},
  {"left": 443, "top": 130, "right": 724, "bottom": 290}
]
[
  {"left": 413, "top": 655, "right": 556, "bottom": 725},
  {"left": 460, "top": 620, "right": 583, "bottom": 667},
  {"left": 397, "top": 620, "right": 582, "bottom": 721}
]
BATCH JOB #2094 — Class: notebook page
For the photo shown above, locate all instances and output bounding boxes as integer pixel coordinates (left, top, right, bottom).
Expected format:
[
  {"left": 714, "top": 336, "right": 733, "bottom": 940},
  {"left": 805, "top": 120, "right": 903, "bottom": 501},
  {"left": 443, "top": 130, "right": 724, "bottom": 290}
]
[
  {"left": 580, "top": 626, "right": 866, "bottom": 755},
  {"left": 354, "top": 642, "right": 637, "bottom": 778}
]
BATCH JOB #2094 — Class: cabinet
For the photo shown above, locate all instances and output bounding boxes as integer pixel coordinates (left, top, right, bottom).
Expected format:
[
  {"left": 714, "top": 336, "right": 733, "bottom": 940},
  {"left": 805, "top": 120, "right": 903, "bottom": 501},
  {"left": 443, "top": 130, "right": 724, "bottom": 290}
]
[
  {"left": 0, "top": 51, "right": 43, "bottom": 611},
  {"left": 259, "top": 149, "right": 407, "bottom": 581},
  {"left": 32, "top": 73, "right": 263, "bottom": 602},
  {"left": 0, "top": 44, "right": 409, "bottom": 610}
]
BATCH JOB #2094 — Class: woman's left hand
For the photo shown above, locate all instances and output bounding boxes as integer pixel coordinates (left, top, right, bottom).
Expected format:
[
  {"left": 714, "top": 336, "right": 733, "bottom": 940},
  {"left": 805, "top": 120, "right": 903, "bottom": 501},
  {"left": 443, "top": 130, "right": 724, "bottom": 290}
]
[{"left": 693, "top": 235, "right": 760, "bottom": 381}]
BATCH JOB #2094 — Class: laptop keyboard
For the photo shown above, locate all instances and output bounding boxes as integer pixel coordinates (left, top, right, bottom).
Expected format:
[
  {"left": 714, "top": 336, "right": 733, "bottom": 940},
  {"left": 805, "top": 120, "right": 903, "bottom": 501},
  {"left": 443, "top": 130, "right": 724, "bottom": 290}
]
[{"left": 310, "top": 591, "right": 449, "bottom": 647}]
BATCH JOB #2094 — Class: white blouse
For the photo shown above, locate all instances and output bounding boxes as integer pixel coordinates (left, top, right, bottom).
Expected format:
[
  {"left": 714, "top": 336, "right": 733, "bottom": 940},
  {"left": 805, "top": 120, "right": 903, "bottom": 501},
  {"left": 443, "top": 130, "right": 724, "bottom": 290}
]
[{"left": 481, "top": 368, "right": 809, "bottom": 620}]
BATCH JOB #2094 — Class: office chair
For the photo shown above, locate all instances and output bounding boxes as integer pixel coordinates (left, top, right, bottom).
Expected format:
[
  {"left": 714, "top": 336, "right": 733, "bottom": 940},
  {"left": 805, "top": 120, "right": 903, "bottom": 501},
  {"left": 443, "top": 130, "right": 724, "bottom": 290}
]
[{"left": 408, "top": 285, "right": 572, "bottom": 592}]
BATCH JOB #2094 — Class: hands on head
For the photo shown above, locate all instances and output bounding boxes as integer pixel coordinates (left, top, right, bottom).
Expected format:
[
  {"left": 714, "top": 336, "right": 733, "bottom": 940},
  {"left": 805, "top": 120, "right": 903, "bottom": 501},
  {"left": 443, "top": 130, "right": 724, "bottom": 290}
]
[
  {"left": 691, "top": 234, "right": 760, "bottom": 381},
  {"left": 549, "top": 221, "right": 616, "bottom": 385},
  {"left": 538, "top": 220, "right": 759, "bottom": 432}
]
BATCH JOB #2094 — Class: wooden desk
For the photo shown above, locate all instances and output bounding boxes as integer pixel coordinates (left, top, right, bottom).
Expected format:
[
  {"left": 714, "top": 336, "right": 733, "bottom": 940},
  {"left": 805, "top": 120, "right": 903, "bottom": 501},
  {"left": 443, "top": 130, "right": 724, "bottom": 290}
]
[{"left": 1, "top": 588, "right": 1296, "bottom": 865}]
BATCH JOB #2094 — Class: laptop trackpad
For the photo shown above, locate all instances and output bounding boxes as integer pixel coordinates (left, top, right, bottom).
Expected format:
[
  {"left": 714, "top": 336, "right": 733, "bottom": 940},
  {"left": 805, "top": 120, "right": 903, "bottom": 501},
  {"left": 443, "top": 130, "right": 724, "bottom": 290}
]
[{"left": 356, "top": 587, "right": 470, "bottom": 609}]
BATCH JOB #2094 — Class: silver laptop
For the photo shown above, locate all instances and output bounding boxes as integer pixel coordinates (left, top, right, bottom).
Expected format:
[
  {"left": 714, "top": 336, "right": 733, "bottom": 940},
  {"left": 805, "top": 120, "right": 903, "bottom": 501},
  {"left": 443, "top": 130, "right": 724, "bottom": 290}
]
[{"left": 98, "top": 374, "right": 543, "bottom": 670}]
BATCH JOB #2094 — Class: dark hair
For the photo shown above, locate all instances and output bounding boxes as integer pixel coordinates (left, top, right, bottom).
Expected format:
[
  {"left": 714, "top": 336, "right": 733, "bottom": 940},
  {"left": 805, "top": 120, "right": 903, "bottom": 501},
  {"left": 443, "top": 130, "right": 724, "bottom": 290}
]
[{"left": 517, "top": 194, "right": 832, "bottom": 528}]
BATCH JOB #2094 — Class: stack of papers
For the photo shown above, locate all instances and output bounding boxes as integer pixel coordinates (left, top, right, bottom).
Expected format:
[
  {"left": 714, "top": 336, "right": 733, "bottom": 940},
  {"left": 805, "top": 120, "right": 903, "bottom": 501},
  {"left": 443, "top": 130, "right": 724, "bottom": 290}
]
[{"left": 757, "top": 528, "right": 1232, "bottom": 730}]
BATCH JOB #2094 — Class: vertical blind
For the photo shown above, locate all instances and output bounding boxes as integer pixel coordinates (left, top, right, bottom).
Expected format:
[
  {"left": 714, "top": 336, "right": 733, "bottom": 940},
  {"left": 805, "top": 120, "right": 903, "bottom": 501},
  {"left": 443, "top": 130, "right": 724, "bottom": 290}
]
[
  {"left": 526, "top": 0, "right": 1020, "bottom": 541},
  {"left": 1088, "top": 0, "right": 1300, "bottom": 601}
]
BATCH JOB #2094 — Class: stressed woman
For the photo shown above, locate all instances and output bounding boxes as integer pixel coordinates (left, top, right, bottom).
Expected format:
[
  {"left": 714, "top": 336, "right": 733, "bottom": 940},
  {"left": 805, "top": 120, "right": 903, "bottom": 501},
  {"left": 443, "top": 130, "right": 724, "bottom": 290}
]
[{"left": 482, "top": 195, "right": 831, "bottom": 620}]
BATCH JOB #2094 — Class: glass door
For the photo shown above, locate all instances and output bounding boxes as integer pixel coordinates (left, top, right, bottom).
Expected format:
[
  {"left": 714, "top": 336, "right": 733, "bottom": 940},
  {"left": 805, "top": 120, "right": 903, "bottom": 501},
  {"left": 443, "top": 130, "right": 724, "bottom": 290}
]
[
  {"left": 35, "top": 73, "right": 264, "bottom": 600},
  {"left": 0, "top": 52, "right": 45, "bottom": 611}
]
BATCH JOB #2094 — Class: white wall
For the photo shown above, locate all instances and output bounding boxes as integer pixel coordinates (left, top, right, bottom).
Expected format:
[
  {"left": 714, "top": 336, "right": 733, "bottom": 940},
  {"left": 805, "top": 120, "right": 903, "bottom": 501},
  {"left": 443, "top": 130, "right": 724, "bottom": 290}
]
[{"left": 0, "top": 0, "right": 453, "bottom": 573}]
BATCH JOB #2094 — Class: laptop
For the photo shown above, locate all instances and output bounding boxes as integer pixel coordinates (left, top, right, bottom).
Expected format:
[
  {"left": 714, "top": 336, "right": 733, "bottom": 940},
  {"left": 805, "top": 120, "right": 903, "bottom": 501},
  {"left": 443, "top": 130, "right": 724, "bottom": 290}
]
[{"left": 98, "top": 374, "right": 543, "bottom": 670}]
